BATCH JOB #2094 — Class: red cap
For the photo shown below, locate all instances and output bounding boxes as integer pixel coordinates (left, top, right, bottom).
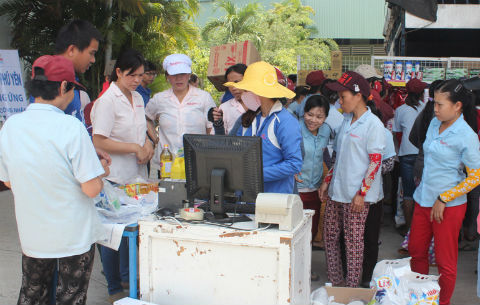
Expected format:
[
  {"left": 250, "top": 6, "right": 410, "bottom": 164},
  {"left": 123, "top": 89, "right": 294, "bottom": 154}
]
[
  {"left": 326, "top": 71, "right": 371, "bottom": 98},
  {"left": 275, "top": 67, "right": 288, "bottom": 87},
  {"left": 32, "top": 55, "right": 85, "bottom": 90},
  {"left": 306, "top": 70, "right": 326, "bottom": 86},
  {"left": 406, "top": 78, "right": 427, "bottom": 94},
  {"left": 286, "top": 78, "right": 295, "bottom": 91}
]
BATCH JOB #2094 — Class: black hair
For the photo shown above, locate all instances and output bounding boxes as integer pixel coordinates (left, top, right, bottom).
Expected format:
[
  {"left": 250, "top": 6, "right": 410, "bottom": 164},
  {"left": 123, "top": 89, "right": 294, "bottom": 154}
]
[
  {"left": 320, "top": 79, "right": 338, "bottom": 104},
  {"left": 348, "top": 89, "right": 382, "bottom": 120},
  {"left": 241, "top": 108, "right": 261, "bottom": 128},
  {"left": 303, "top": 94, "right": 330, "bottom": 117},
  {"left": 110, "top": 49, "right": 145, "bottom": 82},
  {"left": 405, "top": 92, "right": 422, "bottom": 110},
  {"left": 294, "top": 86, "right": 309, "bottom": 101},
  {"left": 189, "top": 73, "right": 198, "bottom": 83},
  {"left": 27, "top": 68, "right": 74, "bottom": 100},
  {"left": 224, "top": 63, "right": 247, "bottom": 80},
  {"left": 307, "top": 84, "right": 321, "bottom": 95},
  {"left": 436, "top": 79, "right": 478, "bottom": 132},
  {"left": 429, "top": 80, "right": 444, "bottom": 99},
  {"left": 144, "top": 60, "right": 157, "bottom": 72},
  {"left": 55, "top": 20, "right": 103, "bottom": 54}
]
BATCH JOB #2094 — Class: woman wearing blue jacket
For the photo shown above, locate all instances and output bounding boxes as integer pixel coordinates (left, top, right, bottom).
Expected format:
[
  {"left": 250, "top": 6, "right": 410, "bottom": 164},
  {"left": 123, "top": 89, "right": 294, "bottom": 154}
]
[
  {"left": 224, "top": 61, "right": 303, "bottom": 194},
  {"left": 295, "top": 95, "right": 330, "bottom": 242}
]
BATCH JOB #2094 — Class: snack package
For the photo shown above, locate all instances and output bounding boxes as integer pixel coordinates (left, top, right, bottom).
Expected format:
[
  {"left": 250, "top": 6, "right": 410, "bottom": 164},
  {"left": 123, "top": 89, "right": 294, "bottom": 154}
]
[
  {"left": 95, "top": 178, "right": 158, "bottom": 223},
  {"left": 371, "top": 258, "right": 440, "bottom": 305},
  {"left": 371, "top": 258, "right": 411, "bottom": 305},
  {"left": 403, "top": 273, "right": 440, "bottom": 305}
]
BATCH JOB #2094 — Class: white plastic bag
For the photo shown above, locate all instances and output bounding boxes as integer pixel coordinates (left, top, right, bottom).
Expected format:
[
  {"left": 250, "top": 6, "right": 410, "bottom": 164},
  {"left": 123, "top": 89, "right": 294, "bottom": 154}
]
[
  {"left": 371, "top": 258, "right": 440, "bottom": 305},
  {"left": 311, "top": 287, "right": 329, "bottom": 305},
  {"left": 95, "top": 178, "right": 158, "bottom": 224},
  {"left": 403, "top": 273, "right": 440, "bottom": 305}
]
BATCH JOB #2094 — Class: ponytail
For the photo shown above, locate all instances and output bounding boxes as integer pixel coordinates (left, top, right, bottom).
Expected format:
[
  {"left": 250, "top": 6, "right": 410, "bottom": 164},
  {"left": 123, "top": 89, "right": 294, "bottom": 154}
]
[
  {"left": 241, "top": 108, "right": 261, "bottom": 128},
  {"left": 367, "top": 98, "right": 383, "bottom": 122},
  {"left": 436, "top": 79, "right": 478, "bottom": 132},
  {"left": 405, "top": 92, "right": 422, "bottom": 110}
]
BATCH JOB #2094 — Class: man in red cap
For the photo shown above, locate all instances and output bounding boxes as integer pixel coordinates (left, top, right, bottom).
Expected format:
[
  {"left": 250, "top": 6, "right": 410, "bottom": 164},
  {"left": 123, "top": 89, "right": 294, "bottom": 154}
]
[{"left": 0, "top": 55, "right": 109, "bottom": 305}]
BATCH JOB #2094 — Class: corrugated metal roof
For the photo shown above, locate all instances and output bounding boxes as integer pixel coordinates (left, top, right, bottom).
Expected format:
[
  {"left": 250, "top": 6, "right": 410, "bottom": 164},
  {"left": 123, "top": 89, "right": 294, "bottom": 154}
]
[{"left": 196, "top": 0, "right": 386, "bottom": 39}]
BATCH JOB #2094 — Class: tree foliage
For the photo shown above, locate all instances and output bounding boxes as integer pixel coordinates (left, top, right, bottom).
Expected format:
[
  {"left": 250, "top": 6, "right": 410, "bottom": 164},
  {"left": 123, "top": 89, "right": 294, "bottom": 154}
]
[
  {"left": 0, "top": 0, "right": 199, "bottom": 97},
  {"left": 199, "top": 0, "right": 338, "bottom": 87}
]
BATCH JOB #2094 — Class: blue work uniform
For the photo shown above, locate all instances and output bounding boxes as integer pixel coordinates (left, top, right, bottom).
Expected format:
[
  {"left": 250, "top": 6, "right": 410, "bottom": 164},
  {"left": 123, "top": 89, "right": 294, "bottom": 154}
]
[
  {"left": 237, "top": 101, "right": 303, "bottom": 193},
  {"left": 414, "top": 115, "right": 480, "bottom": 207}
]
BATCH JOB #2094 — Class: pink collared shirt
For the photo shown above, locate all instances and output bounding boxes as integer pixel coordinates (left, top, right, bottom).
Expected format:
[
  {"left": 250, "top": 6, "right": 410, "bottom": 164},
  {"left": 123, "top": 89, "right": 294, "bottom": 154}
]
[
  {"left": 91, "top": 82, "right": 148, "bottom": 184},
  {"left": 145, "top": 86, "right": 216, "bottom": 166},
  {"left": 217, "top": 98, "right": 246, "bottom": 134}
]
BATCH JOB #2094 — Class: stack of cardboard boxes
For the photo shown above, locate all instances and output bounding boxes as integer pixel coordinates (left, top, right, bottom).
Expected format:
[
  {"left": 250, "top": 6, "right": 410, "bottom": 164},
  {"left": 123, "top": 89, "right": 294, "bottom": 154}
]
[
  {"left": 207, "top": 40, "right": 261, "bottom": 91},
  {"left": 297, "top": 51, "right": 343, "bottom": 86}
]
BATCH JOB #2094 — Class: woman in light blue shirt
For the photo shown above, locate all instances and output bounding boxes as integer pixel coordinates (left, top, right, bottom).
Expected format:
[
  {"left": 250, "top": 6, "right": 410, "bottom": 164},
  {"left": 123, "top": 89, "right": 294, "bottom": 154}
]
[
  {"left": 294, "top": 95, "right": 331, "bottom": 253},
  {"left": 409, "top": 79, "right": 480, "bottom": 305},
  {"left": 319, "top": 71, "right": 385, "bottom": 287}
]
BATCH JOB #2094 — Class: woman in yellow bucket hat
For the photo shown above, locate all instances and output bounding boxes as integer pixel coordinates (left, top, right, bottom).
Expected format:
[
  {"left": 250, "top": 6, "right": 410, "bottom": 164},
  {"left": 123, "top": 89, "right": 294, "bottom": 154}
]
[{"left": 224, "top": 61, "right": 303, "bottom": 194}]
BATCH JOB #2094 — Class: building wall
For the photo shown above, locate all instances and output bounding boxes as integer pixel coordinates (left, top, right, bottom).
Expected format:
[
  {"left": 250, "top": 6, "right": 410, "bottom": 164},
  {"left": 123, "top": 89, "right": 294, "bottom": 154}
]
[{"left": 197, "top": 0, "right": 386, "bottom": 39}]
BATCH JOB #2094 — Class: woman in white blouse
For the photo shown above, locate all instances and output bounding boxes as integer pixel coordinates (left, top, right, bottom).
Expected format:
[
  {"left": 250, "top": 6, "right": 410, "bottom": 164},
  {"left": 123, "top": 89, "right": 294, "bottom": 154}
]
[{"left": 91, "top": 49, "right": 153, "bottom": 301}]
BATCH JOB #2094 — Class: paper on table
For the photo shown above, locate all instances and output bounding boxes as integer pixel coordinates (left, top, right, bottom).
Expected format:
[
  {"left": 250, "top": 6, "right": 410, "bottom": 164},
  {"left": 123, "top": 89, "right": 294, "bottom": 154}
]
[{"left": 97, "top": 223, "right": 127, "bottom": 250}]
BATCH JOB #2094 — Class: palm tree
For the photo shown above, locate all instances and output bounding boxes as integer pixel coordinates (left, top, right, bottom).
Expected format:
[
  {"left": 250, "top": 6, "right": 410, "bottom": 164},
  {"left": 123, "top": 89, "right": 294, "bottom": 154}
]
[
  {"left": 201, "top": 0, "right": 262, "bottom": 47},
  {"left": 0, "top": 0, "right": 200, "bottom": 95}
]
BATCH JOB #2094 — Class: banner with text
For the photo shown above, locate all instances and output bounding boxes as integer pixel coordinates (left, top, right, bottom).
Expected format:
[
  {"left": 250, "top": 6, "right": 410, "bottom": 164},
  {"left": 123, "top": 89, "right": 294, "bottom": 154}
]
[{"left": 0, "top": 50, "right": 27, "bottom": 124}]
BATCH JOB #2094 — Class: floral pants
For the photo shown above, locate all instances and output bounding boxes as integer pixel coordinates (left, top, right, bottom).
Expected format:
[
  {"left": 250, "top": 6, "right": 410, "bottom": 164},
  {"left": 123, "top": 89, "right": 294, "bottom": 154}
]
[
  {"left": 324, "top": 198, "right": 370, "bottom": 287},
  {"left": 17, "top": 245, "right": 95, "bottom": 305}
]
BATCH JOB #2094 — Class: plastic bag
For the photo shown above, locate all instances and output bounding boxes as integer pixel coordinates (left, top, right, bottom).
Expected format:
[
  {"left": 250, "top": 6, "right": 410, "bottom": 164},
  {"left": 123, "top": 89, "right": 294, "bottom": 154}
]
[
  {"left": 311, "top": 287, "right": 329, "bottom": 305},
  {"left": 403, "top": 273, "right": 440, "bottom": 305},
  {"left": 171, "top": 148, "right": 186, "bottom": 180},
  {"left": 371, "top": 258, "right": 440, "bottom": 305},
  {"left": 95, "top": 178, "right": 158, "bottom": 223}
]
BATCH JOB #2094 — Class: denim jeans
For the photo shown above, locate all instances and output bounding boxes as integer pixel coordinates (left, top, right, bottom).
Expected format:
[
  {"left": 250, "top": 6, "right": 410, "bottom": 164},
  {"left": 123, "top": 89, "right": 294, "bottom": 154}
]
[
  {"left": 100, "top": 237, "right": 129, "bottom": 295},
  {"left": 399, "top": 154, "right": 418, "bottom": 200}
]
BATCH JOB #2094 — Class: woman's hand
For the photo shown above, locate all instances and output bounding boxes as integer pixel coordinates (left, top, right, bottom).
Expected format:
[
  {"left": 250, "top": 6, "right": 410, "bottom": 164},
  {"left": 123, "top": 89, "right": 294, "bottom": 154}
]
[
  {"left": 212, "top": 107, "right": 223, "bottom": 121},
  {"left": 136, "top": 141, "right": 154, "bottom": 164},
  {"left": 294, "top": 173, "right": 303, "bottom": 183},
  {"left": 430, "top": 199, "right": 446, "bottom": 223},
  {"left": 135, "top": 144, "right": 149, "bottom": 164},
  {"left": 318, "top": 182, "right": 329, "bottom": 202},
  {"left": 100, "top": 158, "right": 110, "bottom": 178},
  {"left": 351, "top": 194, "right": 366, "bottom": 213},
  {"left": 144, "top": 140, "right": 155, "bottom": 162},
  {"left": 95, "top": 148, "right": 111, "bottom": 166}
]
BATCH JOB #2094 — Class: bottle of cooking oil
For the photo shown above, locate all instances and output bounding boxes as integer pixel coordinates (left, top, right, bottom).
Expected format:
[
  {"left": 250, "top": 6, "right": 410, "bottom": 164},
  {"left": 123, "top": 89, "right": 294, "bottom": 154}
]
[{"left": 160, "top": 144, "right": 173, "bottom": 179}]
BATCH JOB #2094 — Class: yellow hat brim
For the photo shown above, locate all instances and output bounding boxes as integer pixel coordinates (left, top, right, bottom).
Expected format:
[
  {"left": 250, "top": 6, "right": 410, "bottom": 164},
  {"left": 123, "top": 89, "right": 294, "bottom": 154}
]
[{"left": 224, "top": 80, "right": 295, "bottom": 99}]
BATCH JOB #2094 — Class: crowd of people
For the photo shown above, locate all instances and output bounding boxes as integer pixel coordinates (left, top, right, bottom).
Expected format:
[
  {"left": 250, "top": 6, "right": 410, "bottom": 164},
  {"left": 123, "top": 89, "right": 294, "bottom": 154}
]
[{"left": 0, "top": 19, "right": 479, "bottom": 305}]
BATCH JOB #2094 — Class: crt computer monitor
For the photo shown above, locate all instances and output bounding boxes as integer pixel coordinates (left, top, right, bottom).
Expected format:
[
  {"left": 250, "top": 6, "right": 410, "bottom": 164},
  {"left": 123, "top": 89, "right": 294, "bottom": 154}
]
[{"left": 183, "top": 134, "right": 263, "bottom": 216}]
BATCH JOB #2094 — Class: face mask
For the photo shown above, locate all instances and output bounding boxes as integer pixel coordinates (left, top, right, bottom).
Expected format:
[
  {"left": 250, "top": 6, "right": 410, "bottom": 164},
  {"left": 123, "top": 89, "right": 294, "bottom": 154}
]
[{"left": 241, "top": 91, "right": 261, "bottom": 111}]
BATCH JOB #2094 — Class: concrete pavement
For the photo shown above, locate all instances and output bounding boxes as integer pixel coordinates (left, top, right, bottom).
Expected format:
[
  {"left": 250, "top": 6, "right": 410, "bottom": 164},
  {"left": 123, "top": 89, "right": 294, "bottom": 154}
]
[{"left": 1, "top": 189, "right": 478, "bottom": 304}]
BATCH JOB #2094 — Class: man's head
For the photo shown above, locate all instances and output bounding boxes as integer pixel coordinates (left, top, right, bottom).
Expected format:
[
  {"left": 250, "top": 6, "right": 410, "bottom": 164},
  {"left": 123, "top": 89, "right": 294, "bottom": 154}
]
[
  {"left": 142, "top": 60, "right": 157, "bottom": 87},
  {"left": 27, "top": 55, "right": 84, "bottom": 109},
  {"left": 55, "top": 20, "right": 103, "bottom": 74}
]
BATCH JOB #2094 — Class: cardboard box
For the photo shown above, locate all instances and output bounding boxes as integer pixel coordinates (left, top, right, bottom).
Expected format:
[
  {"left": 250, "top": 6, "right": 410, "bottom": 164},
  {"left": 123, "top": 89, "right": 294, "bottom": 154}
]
[
  {"left": 297, "top": 69, "right": 342, "bottom": 86},
  {"left": 207, "top": 40, "right": 261, "bottom": 91},
  {"left": 296, "top": 51, "right": 343, "bottom": 86},
  {"left": 114, "top": 297, "right": 158, "bottom": 305},
  {"left": 331, "top": 51, "right": 343, "bottom": 71},
  {"left": 324, "top": 287, "right": 376, "bottom": 304}
]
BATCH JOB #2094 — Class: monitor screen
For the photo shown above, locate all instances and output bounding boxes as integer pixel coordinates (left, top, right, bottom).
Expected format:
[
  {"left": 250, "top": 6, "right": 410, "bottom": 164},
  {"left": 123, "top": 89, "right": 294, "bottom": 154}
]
[{"left": 183, "top": 134, "right": 263, "bottom": 214}]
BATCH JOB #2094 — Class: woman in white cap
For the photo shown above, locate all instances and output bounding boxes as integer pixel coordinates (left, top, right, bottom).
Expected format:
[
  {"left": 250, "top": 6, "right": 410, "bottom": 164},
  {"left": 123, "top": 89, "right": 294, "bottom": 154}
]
[
  {"left": 225, "top": 61, "right": 303, "bottom": 194},
  {"left": 145, "top": 54, "right": 216, "bottom": 175}
]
